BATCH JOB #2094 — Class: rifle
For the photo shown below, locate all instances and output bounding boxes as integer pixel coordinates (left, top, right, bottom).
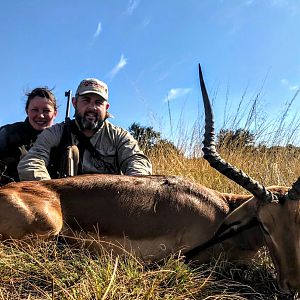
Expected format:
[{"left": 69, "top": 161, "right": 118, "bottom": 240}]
[
  {"left": 58, "top": 90, "right": 79, "bottom": 178},
  {"left": 65, "top": 90, "right": 72, "bottom": 124}
]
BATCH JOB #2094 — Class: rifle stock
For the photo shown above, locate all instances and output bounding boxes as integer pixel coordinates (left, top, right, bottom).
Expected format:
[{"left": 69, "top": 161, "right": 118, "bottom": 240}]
[
  {"left": 59, "top": 90, "right": 78, "bottom": 178},
  {"left": 66, "top": 145, "right": 79, "bottom": 176}
]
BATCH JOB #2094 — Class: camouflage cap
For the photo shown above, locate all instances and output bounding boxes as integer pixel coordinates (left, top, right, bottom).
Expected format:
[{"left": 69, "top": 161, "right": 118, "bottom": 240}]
[{"left": 75, "top": 78, "right": 108, "bottom": 101}]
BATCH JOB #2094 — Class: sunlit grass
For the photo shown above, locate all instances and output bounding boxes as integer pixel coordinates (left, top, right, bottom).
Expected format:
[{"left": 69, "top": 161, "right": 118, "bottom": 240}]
[
  {"left": 0, "top": 239, "right": 285, "bottom": 299},
  {"left": 149, "top": 144, "right": 300, "bottom": 193},
  {"left": 2, "top": 91, "right": 300, "bottom": 299},
  {"left": 1, "top": 142, "right": 300, "bottom": 299}
]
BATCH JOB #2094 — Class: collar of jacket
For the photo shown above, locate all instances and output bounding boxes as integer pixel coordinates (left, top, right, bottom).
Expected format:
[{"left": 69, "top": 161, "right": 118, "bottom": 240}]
[{"left": 23, "top": 117, "right": 43, "bottom": 138}]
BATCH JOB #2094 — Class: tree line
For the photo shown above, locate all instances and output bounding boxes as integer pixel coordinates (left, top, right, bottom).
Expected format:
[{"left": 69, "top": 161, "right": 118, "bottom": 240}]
[{"left": 129, "top": 123, "right": 300, "bottom": 154}]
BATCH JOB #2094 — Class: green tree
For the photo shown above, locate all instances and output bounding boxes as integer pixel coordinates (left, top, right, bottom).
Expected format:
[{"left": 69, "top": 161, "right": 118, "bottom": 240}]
[
  {"left": 128, "top": 122, "right": 181, "bottom": 155},
  {"left": 217, "top": 128, "right": 255, "bottom": 149},
  {"left": 128, "top": 122, "right": 161, "bottom": 151}
]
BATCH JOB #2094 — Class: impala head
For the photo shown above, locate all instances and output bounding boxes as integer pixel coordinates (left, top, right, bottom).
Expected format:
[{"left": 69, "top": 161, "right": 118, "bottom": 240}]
[{"left": 199, "top": 64, "right": 300, "bottom": 293}]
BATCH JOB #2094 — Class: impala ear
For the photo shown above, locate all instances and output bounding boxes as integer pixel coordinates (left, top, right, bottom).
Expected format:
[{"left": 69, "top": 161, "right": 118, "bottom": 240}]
[{"left": 214, "top": 197, "right": 260, "bottom": 239}]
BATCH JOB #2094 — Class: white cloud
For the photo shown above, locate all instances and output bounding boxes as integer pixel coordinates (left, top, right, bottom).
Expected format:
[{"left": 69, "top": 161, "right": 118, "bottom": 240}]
[
  {"left": 89, "top": 22, "right": 102, "bottom": 47},
  {"left": 244, "top": 0, "right": 299, "bottom": 15},
  {"left": 281, "top": 78, "right": 299, "bottom": 91},
  {"left": 93, "top": 22, "right": 102, "bottom": 39},
  {"left": 141, "top": 17, "right": 151, "bottom": 28},
  {"left": 164, "top": 88, "right": 192, "bottom": 102},
  {"left": 290, "top": 85, "right": 299, "bottom": 91},
  {"left": 227, "top": 25, "right": 240, "bottom": 36},
  {"left": 270, "top": 0, "right": 288, "bottom": 6},
  {"left": 109, "top": 54, "right": 127, "bottom": 78},
  {"left": 158, "top": 72, "right": 169, "bottom": 81},
  {"left": 124, "top": 0, "right": 140, "bottom": 15},
  {"left": 269, "top": 0, "right": 300, "bottom": 15}
]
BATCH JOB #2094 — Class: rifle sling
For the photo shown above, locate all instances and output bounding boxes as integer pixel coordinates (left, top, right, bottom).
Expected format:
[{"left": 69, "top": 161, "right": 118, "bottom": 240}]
[{"left": 69, "top": 121, "right": 118, "bottom": 173}]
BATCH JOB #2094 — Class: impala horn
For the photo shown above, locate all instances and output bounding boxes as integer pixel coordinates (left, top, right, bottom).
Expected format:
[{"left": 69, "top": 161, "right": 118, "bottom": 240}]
[
  {"left": 287, "top": 177, "right": 300, "bottom": 200},
  {"left": 199, "top": 64, "right": 276, "bottom": 203}
]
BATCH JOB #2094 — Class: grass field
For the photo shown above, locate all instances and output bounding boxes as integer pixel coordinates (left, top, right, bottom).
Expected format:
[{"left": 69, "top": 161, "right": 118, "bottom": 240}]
[
  {"left": 1, "top": 85, "right": 300, "bottom": 299},
  {"left": 0, "top": 143, "right": 299, "bottom": 299}
]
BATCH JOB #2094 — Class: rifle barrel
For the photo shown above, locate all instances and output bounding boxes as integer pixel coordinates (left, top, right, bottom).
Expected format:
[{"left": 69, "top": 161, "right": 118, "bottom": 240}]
[{"left": 64, "top": 90, "right": 72, "bottom": 120}]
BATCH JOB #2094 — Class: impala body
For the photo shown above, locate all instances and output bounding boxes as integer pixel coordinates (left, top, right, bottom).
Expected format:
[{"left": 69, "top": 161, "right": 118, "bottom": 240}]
[
  {"left": 0, "top": 174, "right": 260, "bottom": 261},
  {"left": 0, "top": 65, "right": 299, "bottom": 294}
]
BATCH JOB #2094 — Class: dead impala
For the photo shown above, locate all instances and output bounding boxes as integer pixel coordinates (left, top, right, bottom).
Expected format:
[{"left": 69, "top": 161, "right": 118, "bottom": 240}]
[{"left": 0, "top": 65, "right": 299, "bottom": 293}]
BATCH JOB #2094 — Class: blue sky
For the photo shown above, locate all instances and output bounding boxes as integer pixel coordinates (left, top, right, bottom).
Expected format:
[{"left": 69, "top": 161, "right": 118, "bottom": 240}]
[{"left": 1, "top": 0, "right": 300, "bottom": 145}]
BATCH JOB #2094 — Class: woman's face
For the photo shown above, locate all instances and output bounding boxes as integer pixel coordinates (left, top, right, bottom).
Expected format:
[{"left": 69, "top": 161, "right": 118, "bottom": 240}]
[{"left": 27, "top": 96, "right": 57, "bottom": 131}]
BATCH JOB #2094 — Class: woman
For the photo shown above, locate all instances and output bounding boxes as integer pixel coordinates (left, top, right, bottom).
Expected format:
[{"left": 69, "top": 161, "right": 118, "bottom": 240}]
[{"left": 0, "top": 87, "right": 57, "bottom": 184}]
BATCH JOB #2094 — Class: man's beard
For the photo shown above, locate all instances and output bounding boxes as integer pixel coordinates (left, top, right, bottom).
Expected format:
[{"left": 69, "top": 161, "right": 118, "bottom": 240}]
[{"left": 75, "top": 111, "right": 103, "bottom": 131}]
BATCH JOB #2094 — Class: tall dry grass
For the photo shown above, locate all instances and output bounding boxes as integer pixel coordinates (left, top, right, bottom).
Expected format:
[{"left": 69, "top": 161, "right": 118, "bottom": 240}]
[
  {"left": 149, "top": 145, "right": 300, "bottom": 193},
  {"left": 1, "top": 88, "right": 300, "bottom": 299},
  {"left": 0, "top": 239, "right": 288, "bottom": 299},
  {"left": 1, "top": 143, "right": 299, "bottom": 299}
]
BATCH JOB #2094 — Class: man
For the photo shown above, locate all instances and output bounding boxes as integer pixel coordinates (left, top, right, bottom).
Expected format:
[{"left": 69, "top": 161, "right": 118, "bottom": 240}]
[{"left": 18, "top": 78, "right": 152, "bottom": 180}]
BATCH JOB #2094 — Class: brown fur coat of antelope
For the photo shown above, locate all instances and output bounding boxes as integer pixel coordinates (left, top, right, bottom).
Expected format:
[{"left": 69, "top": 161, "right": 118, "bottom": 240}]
[{"left": 0, "top": 65, "right": 299, "bottom": 293}]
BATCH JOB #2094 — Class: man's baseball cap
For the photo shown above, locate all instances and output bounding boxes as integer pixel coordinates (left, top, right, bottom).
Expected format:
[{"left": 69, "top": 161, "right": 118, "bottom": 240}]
[{"left": 75, "top": 78, "right": 108, "bottom": 101}]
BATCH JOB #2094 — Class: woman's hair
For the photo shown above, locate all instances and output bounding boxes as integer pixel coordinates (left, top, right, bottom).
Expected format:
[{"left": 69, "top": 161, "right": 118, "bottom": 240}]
[{"left": 25, "top": 87, "right": 57, "bottom": 112}]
